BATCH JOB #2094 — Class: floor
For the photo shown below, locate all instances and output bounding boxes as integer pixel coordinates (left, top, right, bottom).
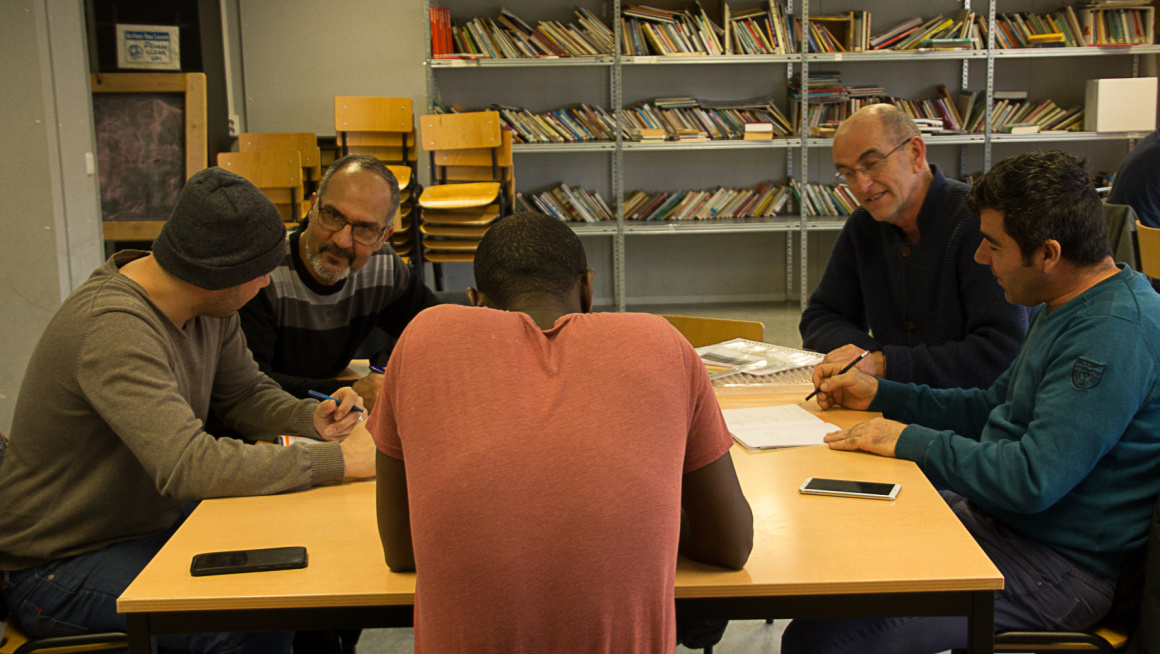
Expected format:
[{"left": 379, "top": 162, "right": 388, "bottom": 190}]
[{"left": 358, "top": 302, "right": 804, "bottom": 653}]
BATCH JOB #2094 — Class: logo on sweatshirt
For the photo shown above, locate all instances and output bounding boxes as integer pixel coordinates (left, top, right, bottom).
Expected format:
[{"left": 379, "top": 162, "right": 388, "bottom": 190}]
[{"left": 1071, "top": 358, "right": 1106, "bottom": 390}]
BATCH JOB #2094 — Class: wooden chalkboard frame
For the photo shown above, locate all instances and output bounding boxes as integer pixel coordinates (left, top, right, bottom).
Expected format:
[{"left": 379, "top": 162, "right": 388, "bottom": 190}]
[{"left": 91, "top": 72, "right": 207, "bottom": 242}]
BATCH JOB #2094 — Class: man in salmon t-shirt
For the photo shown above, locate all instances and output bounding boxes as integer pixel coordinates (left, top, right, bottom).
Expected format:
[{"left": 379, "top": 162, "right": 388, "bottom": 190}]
[{"left": 365, "top": 211, "right": 754, "bottom": 653}]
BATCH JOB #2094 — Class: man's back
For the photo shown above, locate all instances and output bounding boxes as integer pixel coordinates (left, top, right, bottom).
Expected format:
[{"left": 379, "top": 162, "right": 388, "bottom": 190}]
[{"left": 369, "top": 305, "right": 733, "bottom": 653}]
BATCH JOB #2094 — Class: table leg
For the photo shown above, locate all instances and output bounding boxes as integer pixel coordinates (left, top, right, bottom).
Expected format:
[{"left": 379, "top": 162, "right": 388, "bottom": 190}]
[
  {"left": 966, "top": 590, "right": 995, "bottom": 654},
  {"left": 126, "top": 613, "right": 158, "bottom": 654}
]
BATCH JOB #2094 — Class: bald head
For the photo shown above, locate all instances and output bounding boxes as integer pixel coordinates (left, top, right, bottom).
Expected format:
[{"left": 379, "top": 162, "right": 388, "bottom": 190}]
[{"left": 835, "top": 104, "right": 921, "bottom": 147}]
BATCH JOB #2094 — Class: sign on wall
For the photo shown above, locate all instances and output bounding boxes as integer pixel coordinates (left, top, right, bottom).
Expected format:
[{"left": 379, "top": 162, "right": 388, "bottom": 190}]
[{"left": 116, "top": 24, "right": 180, "bottom": 71}]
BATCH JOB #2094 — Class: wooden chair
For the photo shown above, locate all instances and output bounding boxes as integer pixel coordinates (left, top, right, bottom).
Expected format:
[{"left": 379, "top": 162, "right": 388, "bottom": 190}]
[
  {"left": 418, "top": 111, "right": 513, "bottom": 286},
  {"left": 1, "top": 604, "right": 126, "bottom": 654},
  {"left": 1136, "top": 220, "right": 1160, "bottom": 279},
  {"left": 215, "top": 151, "right": 303, "bottom": 226},
  {"left": 334, "top": 97, "right": 419, "bottom": 265},
  {"left": 238, "top": 132, "right": 321, "bottom": 210},
  {"left": 660, "top": 315, "right": 765, "bottom": 348}
]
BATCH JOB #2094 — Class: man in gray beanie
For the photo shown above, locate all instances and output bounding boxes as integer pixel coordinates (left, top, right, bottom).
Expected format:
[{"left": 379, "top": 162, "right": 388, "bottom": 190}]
[{"left": 0, "top": 167, "right": 376, "bottom": 653}]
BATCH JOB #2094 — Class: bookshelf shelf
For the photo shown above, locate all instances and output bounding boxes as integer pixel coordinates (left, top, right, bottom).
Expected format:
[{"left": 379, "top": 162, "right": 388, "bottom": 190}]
[
  {"left": 621, "top": 54, "right": 800, "bottom": 65},
  {"left": 622, "top": 217, "right": 804, "bottom": 234},
  {"left": 429, "top": 57, "right": 614, "bottom": 68},
  {"left": 991, "top": 45, "right": 1160, "bottom": 59},
  {"left": 805, "top": 50, "right": 989, "bottom": 63},
  {"left": 425, "top": 0, "right": 1154, "bottom": 310},
  {"left": 513, "top": 142, "right": 617, "bottom": 153},
  {"left": 622, "top": 138, "right": 803, "bottom": 151},
  {"left": 990, "top": 131, "right": 1153, "bottom": 143},
  {"left": 567, "top": 223, "right": 619, "bottom": 235}
]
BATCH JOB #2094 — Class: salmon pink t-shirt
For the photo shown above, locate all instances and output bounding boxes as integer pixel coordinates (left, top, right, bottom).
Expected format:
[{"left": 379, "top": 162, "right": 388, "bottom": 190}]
[{"left": 367, "top": 305, "right": 733, "bottom": 654}]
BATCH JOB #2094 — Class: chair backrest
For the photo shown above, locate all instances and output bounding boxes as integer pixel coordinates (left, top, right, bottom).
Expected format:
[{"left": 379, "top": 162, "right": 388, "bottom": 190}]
[
  {"left": 1126, "top": 491, "right": 1160, "bottom": 654},
  {"left": 1103, "top": 202, "right": 1140, "bottom": 271},
  {"left": 660, "top": 315, "right": 765, "bottom": 348},
  {"left": 216, "top": 151, "right": 303, "bottom": 223},
  {"left": 1136, "top": 220, "right": 1160, "bottom": 279},
  {"left": 420, "top": 111, "right": 514, "bottom": 207},
  {"left": 238, "top": 132, "right": 321, "bottom": 190},
  {"left": 334, "top": 96, "right": 416, "bottom": 167}
]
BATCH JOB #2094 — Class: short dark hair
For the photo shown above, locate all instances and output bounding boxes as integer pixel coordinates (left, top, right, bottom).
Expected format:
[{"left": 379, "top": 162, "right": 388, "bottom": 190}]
[
  {"left": 967, "top": 150, "right": 1109, "bottom": 266},
  {"left": 316, "top": 154, "right": 401, "bottom": 227},
  {"left": 473, "top": 212, "right": 588, "bottom": 308}
]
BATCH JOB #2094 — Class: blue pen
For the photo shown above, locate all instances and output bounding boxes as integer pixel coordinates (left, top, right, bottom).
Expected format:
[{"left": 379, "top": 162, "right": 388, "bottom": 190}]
[
  {"left": 369, "top": 364, "right": 386, "bottom": 374},
  {"left": 308, "top": 389, "right": 365, "bottom": 412}
]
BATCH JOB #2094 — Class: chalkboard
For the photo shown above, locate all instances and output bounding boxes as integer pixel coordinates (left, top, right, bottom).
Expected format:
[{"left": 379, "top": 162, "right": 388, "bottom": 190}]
[
  {"left": 91, "top": 72, "right": 207, "bottom": 242},
  {"left": 93, "top": 92, "right": 185, "bottom": 221}
]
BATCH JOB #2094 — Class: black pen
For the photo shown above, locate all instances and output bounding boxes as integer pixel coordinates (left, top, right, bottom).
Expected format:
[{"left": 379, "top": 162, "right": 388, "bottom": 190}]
[{"left": 805, "top": 350, "right": 870, "bottom": 402}]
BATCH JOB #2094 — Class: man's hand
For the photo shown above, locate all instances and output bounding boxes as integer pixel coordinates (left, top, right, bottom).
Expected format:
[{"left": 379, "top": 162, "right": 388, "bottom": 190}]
[
  {"left": 340, "top": 422, "right": 377, "bottom": 480},
  {"left": 312, "top": 386, "right": 365, "bottom": 441},
  {"left": 821, "top": 344, "right": 886, "bottom": 378},
  {"left": 351, "top": 372, "right": 383, "bottom": 412},
  {"left": 810, "top": 363, "right": 879, "bottom": 411},
  {"left": 823, "top": 417, "right": 907, "bottom": 458}
]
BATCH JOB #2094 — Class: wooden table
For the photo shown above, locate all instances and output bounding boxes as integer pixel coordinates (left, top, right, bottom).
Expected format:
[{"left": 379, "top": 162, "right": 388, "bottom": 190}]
[{"left": 118, "top": 392, "right": 1002, "bottom": 653}]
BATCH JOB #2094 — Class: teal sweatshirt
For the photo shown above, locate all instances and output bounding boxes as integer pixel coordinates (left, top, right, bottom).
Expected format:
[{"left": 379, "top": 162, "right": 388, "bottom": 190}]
[{"left": 881, "top": 265, "right": 1160, "bottom": 579}]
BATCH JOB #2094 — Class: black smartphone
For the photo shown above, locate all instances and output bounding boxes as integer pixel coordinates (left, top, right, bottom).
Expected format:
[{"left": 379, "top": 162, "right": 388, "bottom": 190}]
[
  {"left": 190, "top": 546, "right": 308, "bottom": 576},
  {"left": 799, "top": 477, "right": 901, "bottom": 500}
]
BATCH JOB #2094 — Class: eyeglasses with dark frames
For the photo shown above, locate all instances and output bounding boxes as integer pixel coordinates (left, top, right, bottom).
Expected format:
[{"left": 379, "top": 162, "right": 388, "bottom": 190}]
[
  {"left": 834, "top": 137, "right": 915, "bottom": 186},
  {"left": 312, "top": 199, "right": 388, "bottom": 247}
]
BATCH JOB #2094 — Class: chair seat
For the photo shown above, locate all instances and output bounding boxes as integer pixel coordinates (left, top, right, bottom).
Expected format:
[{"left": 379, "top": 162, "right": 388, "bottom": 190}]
[
  {"left": 385, "top": 165, "right": 412, "bottom": 190},
  {"left": 419, "top": 223, "right": 489, "bottom": 238},
  {"left": 419, "top": 182, "right": 501, "bottom": 209},
  {"left": 424, "top": 250, "right": 475, "bottom": 263},
  {"left": 423, "top": 238, "right": 481, "bottom": 252},
  {"left": 419, "top": 206, "right": 500, "bottom": 227}
]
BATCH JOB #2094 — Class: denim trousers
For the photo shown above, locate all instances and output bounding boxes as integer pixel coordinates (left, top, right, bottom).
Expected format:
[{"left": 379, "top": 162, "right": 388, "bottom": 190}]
[
  {"left": 780, "top": 493, "right": 1116, "bottom": 654},
  {"left": 0, "top": 506, "right": 293, "bottom": 654}
]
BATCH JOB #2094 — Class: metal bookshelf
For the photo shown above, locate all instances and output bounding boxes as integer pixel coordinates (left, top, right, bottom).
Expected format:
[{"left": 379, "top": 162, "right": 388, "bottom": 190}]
[{"left": 426, "top": 0, "right": 1155, "bottom": 311}]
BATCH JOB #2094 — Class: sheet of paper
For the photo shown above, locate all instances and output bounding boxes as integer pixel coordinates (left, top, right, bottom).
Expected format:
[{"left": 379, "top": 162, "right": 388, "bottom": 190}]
[{"left": 722, "top": 404, "right": 841, "bottom": 450}]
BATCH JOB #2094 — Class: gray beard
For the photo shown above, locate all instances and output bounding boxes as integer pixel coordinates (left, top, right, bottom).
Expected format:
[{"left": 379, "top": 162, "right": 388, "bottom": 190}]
[{"left": 306, "top": 250, "right": 351, "bottom": 283}]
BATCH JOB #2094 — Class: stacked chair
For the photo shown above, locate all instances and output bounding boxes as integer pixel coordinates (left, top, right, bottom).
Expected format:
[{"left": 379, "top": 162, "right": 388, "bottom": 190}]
[
  {"left": 237, "top": 132, "right": 322, "bottom": 214},
  {"left": 333, "top": 96, "right": 418, "bottom": 265},
  {"left": 215, "top": 150, "right": 303, "bottom": 227},
  {"left": 417, "top": 110, "right": 513, "bottom": 286}
]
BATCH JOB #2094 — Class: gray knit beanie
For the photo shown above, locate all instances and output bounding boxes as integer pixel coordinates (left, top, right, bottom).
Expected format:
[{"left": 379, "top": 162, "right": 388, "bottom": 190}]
[{"left": 152, "top": 167, "right": 286, "bottom": 290}]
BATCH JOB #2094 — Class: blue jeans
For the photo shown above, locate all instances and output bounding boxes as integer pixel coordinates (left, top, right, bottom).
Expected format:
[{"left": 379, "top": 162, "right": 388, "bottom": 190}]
[
  {"left": 781, "top": 493, "right": 1116, "bottom": 654},
  {"left": 0, "top": 507, "right": 293, "bottom": 654}
]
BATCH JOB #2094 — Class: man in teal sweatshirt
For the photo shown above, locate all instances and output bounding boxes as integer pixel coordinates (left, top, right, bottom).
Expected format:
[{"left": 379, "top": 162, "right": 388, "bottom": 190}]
[{"left": 784, "top": 150, "right": 1160, "bottom": 654}]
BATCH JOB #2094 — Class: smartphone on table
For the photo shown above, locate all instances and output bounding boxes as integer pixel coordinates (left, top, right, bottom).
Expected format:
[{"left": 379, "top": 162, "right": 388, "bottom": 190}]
[
  {"left": 190, "top": 546, "right": 308, "bottom": 576},
  {"left": 799, "top": 477, "right": 901, "bottom": 500}
]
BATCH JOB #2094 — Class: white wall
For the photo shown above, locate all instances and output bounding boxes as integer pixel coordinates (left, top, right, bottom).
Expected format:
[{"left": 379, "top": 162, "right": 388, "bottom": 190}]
[{"left": 0, "top": 0, "right": 101, "bottom": 433}]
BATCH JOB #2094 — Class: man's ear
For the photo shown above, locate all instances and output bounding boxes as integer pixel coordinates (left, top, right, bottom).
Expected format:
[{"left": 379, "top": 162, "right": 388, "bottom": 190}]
[
  {"left": 1040, "top": 239, "right": 1063, "bottom": 272},
  {"left": 466, "top": 287, "right": 489, "bottom": 308},
  {"left": 579, "top": 268, "right": 595, "bottom": 314}
]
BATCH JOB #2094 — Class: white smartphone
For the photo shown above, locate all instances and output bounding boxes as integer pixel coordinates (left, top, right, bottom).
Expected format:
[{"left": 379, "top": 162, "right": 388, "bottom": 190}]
[{"left": 799, "top": 477, "right": 901, "bottom": 500}]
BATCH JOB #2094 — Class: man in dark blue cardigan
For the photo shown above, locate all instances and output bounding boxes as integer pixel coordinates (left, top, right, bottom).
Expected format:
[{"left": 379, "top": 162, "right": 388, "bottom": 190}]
[{"left": 799, "top": 104, "right": 1031, "bottom": 389}]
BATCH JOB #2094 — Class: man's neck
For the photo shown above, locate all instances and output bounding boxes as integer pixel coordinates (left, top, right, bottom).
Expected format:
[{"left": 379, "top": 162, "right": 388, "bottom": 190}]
[
  {"left": 894, "top": 166, "right": 935, "bottom": 243},
  {"left": 1044, "top": 258, "right": 1121, "bottom": 313},
  {"left": 118, "top": 255, "right": 200, "bottom": 328},
  {"left": 504, "top": 298, "right": 582, "bottom": 330}
]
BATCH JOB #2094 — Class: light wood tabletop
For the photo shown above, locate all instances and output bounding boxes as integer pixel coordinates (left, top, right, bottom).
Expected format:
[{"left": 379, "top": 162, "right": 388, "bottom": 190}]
[{"left": 118, "top": 390, "right": 1002, "bottom": 652}]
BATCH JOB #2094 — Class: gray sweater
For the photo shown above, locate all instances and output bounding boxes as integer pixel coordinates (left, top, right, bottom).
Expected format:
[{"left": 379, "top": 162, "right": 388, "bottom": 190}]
[{"left": 0, "top": 252, "right": 344, "bottom": 570}]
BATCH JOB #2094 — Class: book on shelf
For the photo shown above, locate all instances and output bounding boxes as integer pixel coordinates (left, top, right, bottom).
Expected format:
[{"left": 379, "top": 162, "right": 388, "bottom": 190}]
[
  {"left": 630, "top": 127, "right": 666, "bottom": 141},
  {"left": 870, "top": 16, "right": 923, "bottom": 49},
  {"left": 1001, "top": 122, "right": 1042, "bottom": 134},
  {"left": 993, "top": 90, "right": 1030, "bottom": 100}
]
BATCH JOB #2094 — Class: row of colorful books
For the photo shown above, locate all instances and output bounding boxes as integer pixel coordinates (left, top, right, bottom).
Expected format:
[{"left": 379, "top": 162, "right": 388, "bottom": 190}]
[
  {"left": 623, "top": 99, "right": 794, "bottom": 140},
  {"left": 623, "top": 181, "right": 793, "bottom": 220},
  {"left": 494, "top": 104, "right": 618, "bottom": 144},
  {"left": 514, "top": 184, "right": 615, "bottom": 223},
  {"left": 433, "top": 4, "right": 1154, "bottom": 60},
  {"left": 792, "top": 179, "right": 860, "bottom": 217},
  {"left": 430, "top": 7, "right": 613, "bottom": 58}
]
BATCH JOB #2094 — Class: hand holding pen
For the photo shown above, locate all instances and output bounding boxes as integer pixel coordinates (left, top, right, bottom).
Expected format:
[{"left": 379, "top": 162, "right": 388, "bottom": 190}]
[{"left": 805, "top": 349, "right": 871, "bottom": 404}]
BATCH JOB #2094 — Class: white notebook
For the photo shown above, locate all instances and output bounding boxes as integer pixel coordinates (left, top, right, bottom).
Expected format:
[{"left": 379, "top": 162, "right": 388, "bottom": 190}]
[{"left": 723, "top": 404, "right": 841, "bottom": 450}]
